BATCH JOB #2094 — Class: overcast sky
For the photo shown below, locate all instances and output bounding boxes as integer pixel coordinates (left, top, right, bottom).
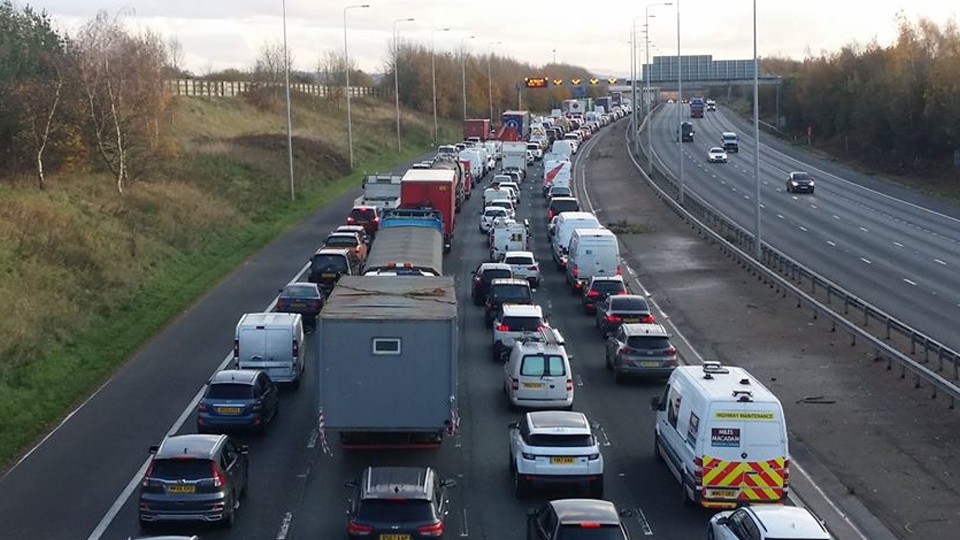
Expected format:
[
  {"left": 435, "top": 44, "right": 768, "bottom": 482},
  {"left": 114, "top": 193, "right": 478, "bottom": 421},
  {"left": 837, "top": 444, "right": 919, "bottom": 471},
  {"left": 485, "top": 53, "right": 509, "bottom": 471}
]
[{"left": 22, "top": 0, "right": 960, "bottom": 77}]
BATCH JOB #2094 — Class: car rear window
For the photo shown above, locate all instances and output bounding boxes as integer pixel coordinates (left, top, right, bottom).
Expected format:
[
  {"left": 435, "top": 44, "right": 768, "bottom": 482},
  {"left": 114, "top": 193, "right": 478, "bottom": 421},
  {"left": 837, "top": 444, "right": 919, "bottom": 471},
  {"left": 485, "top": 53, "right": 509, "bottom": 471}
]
[
  {"left": 592, "top": 281, "right": 626, "bottom": 293},
  {"left": 284, "top": 285, "right": 318, "bottom": 299},
  {"left": 491, "top": 285, "right": 532, "bottom": 303},
  {"left": 356, "top": 499, "right": 435, "bottom": 522},
  {"left": 484, "top": 208, "right": 507, "bottom": 217},
  {"left": 207, "top": 383, "right": 255, "bottom": 400},
  {"left": 527, "top": 434, "right": 593, "bottom": 447},
  {"left": 520, "top": 354, "right": 566, "bottom": 376},
  {"left": 483, "top": 269, "right": 513, "bottom": 282},
  {"left": 350, "top": 208, "right": 376, "bottom": 220},
  {"left": 550, "top": 188, "right": 572, "bottom": 197},
  {"left": 501, "top": 316, "right": 543, "bottom": 332},
  {"left": 312, "top": 255, "right": 347, "bottom": 272},
  {"left": 557, "top": 524, "right": 625, "bottom": 540},
  {"left": 325, "top": 236, "right": 358, "bottom": 247},
  {"left": 551, "top": 199, "right": 580, "bottom": 213},
  {"left": 151, "top": 459, "right": 212, "bottom": 481},
  {"left": 626, "top": 336, "right": 672, "bottom": 350},
  {"left": 504, "top": 256, "right": 533, "bottom": 265},
  {"left": 611, "top": 297, "right": 649, "bottom": 311}
]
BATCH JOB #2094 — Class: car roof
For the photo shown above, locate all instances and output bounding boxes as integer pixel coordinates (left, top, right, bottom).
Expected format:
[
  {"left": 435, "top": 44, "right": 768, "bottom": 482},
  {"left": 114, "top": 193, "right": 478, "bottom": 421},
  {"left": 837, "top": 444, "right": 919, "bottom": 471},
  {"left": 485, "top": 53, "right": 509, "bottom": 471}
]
[
  {"left": 590, "top": 275, "right": 625, "bottom": 284},
  {"left": 327, "top": 232, "right": 359, "bottom": 239},
  {"left": 479, "top": 262, "right": 512, "bottom": 272},
  {"left": 527, "top": 411, "right": 589, "bottom": 433},
  {"left": 549, "top": 499, "right": 621, "bottom": 525},
  {"left": 621, "top": 323, "right": 668, "bottom": 337},
  {"left": 155, "top": 434, "right": 224, "bottom": 460},
  {"left": 745, "top": 506, "right": 830, "bottom": 538},
  {"left": 610, "top": 294, "right": 649, "bottom": 307},
  {"left": 337, "top": 225, "right": 366, "bottom": 232},
  {"left": 504, "top": 251, "right": 535, "bottom": 259},
  {"left": 491, "top": 278, "right": 531, "bottom": 287},
  {"left": 209, "top": 369, "right": 260, "bottom": 385},
  {"left": 501, "top": 304, "right": 542, "bottom": 317},
  {"left": 314, "top": 247, "right": 350, "bottom": 256},
  {"left": 360, "top": 466, "right": 434, "bottom": 500}
]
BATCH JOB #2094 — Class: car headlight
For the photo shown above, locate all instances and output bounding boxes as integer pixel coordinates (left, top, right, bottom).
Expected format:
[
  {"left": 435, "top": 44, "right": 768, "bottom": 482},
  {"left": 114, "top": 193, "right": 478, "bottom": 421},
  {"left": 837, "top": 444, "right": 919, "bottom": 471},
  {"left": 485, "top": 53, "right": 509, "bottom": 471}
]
[
  {"left": 790, "top": 181, "right": 798, "bottom": 186},
  {"left": 809, "top": 180, "right": 815, "bottom": 186}
]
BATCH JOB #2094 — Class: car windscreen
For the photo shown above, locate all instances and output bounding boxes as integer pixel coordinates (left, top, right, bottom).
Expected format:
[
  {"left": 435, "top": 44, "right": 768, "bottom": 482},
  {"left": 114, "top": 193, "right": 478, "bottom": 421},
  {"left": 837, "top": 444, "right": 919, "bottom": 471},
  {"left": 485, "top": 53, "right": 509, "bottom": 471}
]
[
  {"left": 551, "top": 200, "right": 580, "bottom": 213},
  {"left": 151, "top": 459, "right": 213, "bottom": 481},
  {"left": 482, "top": 269, "right": 513, "bottom": 283},
  {"left": 557, "top": 525, "right": 625, "bottom": 540},
  {"left": 793, "top": 172, "right": 811, "bottom": 181},
  {"left": 491, "top": 285, "right": 532, "bottom": 303},
  {"left": 611, "top": 297, "right": 649, "bottom": 311},
  {"left": 626, "top": 336, "right": 672, "bottom": 350},
  {"left": 206, "top": 383, "right": 255, "bottom": 400},
  {"left": 356, "top": 499, "right": 435, "bottom": 522},
  {"left": 526, "top": 434, "right": 593, "bottom": 447},
  {"left": 550, "top": 188, "right": 572, "bottom": 197},
  {"left": 520, "top": 354, "right": 566, "bottom": 376},
  {"left": 325, "top": 236, "right": 357, "bottom": 247},
  {"left": 283, "top": 285, "right": 319, "bottom": 299},
  {"left": 312, "top": 255, "right": 347, "bottom": 272},
  {"left": 592, "top": 281, "right": 626, "bottom": 294},
  {"left": 501, "top": 315, "right": 542, "bottom": 331},
  {"left": 504, "top": 256, "right": 533, "bottom": 265}
]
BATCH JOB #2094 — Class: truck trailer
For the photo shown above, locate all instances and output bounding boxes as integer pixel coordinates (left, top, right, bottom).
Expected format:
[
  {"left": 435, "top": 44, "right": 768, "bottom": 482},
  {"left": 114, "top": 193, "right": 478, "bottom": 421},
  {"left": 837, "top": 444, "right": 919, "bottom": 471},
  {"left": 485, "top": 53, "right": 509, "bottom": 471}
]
[
  {"left": 501, "top": 110, "right": 531, "bottom": 141},
  {"left": 317, "top": 276, "right": 458, "bottom": 448},
  {"left": 362, "top": 209, "right": 444, "bottom": 277},
  {"left": 400, "top": 168, "right": 457, "bottom": 252},
  {"left": 463, "top": 118, "right": 492, "bottom": 141}
]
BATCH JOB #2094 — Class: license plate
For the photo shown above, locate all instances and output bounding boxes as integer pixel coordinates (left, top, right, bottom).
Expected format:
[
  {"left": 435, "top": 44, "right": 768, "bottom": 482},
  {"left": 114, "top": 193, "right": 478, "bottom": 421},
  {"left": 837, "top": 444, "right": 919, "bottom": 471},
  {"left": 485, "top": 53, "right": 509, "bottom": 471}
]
[
  {"left": 216, "top": 407, "right": 243, "bottom": 414},
  {"left": 622, "top": 318, "right": 640, "bottom": 323},
  {"left": 290, "top": 302, "right": 306, "bottom": 308},
  {"left": 168, "top": 484, "right": 196, "bottom": 494},
  {"left": 550, "top": 457, "right": 576, "bottom": 465},
  {"left": 523, "top": 382, "right": 544, "bottom": 389},
  {"left": 640, "top": 361, "right": 660, "bottom": 367},
  {"left": 707, "top": 489, "right": 738, "bottom": 499},
  {"left": 380, "top": 535, "right": 410, "bottom": 540},
  {"left": 322, "top": 273, "right": 336, "bottom": 279}
]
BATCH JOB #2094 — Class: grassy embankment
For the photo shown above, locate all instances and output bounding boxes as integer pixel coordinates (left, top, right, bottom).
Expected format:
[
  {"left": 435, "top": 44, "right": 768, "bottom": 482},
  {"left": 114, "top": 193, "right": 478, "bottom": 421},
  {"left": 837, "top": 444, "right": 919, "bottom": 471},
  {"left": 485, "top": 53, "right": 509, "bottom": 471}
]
[{"left": 0, "top": 91, "right": 459, "bottom": 469}]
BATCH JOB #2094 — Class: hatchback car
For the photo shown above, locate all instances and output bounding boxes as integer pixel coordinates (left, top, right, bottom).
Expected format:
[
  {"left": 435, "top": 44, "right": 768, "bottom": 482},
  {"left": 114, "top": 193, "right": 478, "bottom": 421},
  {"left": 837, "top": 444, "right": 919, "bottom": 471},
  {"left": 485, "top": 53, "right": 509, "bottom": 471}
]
[
  {"left": 346, "top": 205, "right": 380, "bottom": 236},
  {"left": 323, "top": 231, "right": 368, "bottom": 263},
  {"left": 336, "top": 224, "right": 372, "bottom": 247},
  {"left": 485, "top": 278, "right": 535, "bottom": 327},
  {"left": 595, "top": 294, "right": 654, "bottom": 338},
  {"left": 488, "top": 199, "right": 516, "bottom": 219},
  {"left": 503, "top": 251, "right": 542, "bottom": 288},
  {"left": 581, "top": 276, "right": 628, "bottom": 314},
  {"left": 503, "top": 328, "right": 573, "bottom": 409},
  {"left": 345, "top": 467, "right": 456, "bottom": 540},
  {"left": 546, "top": 186, "right": 573, "bottom": 200},
  {"left": 197, "top": 369, "right": 279, "bottom": 434},
  {"left": 472, "top": 262, "right": 514, "bottom": 305},
  {"left": 138, "top": 434, "right": 249, "bottom": 529},
  {"left": 547, "top": 197, "right": 581, "bottom": 222},
  {"left": 707, "top": 147, "right": 728, "bottom": 163},
  {"left": 308, "top": 248, "right": 357, "bottom": 295},
  {"left": 605, "top": 323, "right": 677, "bottom": 382},
  {"left": 480, "top": 206, "right": 510, "bottom": 233},
  {"left": 708, "top": 505, "right": 831, "bottom": 540},
  {"left": 527, "top": 499, "right": 628, "bottom": 540},
  {"left": 509, "top": 411, "right": 602, "bottom": 497},
  {"left": 275, "top": 282, "right": 323, "bottom": 326},
  {"left": 786, "top": 171, "right": 815, "bottom": 194}
]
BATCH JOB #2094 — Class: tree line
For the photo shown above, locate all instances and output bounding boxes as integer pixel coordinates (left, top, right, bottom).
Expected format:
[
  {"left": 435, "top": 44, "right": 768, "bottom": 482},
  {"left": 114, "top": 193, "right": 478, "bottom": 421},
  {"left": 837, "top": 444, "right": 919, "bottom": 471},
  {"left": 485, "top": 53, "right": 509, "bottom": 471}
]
[{"left": 759, "top": 15, "right": 960, "bottom": 174}]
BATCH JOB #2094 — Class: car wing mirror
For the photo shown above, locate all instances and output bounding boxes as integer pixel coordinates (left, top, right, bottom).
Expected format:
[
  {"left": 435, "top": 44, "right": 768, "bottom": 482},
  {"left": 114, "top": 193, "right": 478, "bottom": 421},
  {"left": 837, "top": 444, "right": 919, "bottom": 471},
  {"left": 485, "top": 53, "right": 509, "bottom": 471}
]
[
  {"left": 148, "top": 445, "right": 159, "bottom": 454},
  {"left": 650, "top": 396, "right": 662, "bottom": 411},
  {"left": 238, "top": 445, "right": 250, "bottom": 455},
  {"left": 508, "top": 421, "right": 520, "bottom": 429}
]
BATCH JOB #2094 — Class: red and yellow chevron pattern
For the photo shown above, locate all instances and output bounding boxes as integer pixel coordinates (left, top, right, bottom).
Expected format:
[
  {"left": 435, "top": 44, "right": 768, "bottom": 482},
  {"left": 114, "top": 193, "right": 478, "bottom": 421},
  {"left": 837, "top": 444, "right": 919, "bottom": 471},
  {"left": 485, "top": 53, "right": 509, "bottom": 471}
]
[{"left": 700, "top": 456, "right": 788, "bottom": 504}]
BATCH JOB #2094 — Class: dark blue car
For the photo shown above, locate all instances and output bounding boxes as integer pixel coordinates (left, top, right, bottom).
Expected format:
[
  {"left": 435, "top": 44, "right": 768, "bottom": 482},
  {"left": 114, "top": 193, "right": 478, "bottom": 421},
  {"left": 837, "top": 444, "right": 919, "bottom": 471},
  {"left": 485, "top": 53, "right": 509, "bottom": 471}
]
[{"left": 197, "top": 370, "right": 279, "bottom": 435}]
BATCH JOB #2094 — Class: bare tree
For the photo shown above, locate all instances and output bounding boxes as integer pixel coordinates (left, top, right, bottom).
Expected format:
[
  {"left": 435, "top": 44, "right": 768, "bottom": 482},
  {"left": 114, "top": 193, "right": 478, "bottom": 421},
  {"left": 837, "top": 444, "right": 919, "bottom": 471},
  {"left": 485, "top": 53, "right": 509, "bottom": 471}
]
[
  {"left": 167, "top": 36, "right": 185, "bottom": 75},
  {"left": 12, "top": 60, "right": 65, "bottom": 190},
  {"left": 316, "top": 49, "right": 347, "bottom": 101}
]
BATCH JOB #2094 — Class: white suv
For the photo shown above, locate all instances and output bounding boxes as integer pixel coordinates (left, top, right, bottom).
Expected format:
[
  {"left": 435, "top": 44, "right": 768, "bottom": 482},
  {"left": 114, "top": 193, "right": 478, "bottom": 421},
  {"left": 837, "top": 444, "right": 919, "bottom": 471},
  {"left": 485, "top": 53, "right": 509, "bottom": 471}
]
[
  {"left": 709, "top": 506, "right": 830, "bottom": 540},
  {"left": 503, "top": 327, "right": 573, "bottom": 410},
  {"left": 480, "top": 206, "right": 509, "bottom": 233},
  {"left": 503, "top": 251, "right": 541, "bottom": 288},
  {"left": 492, "top": 304, "right": 547, "bottom": 361},
  {"left": 507, "top": 410, "right": 603, "bottom": 498}
]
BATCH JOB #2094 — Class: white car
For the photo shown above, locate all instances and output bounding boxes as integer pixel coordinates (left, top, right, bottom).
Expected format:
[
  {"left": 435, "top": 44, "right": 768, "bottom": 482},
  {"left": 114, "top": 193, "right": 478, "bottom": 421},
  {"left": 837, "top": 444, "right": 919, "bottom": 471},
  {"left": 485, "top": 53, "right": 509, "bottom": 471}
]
[
  {"left": 480, "top": 206, "right": 509, "bottom": 233},
  {"left": 525, "top": 150, "right": 535, "bottom": 166},
  {"left": 488, "top": 199, "right": 516, "bottom": 220},
  {"left": 508, "top": 410, "right": 602, "bottom": 498},
  {"left": 707, "top": 147, "right": 728, "bottom": 163},
  {"left": 492, "top": 303, "right": 544, "bottom": 361},
  {"left": 502, "top": 250, "right": 541, "bottom": 288},
  {"left": 526, "top": 143, "right": 543, "bottom": 161},
  {"left": 498, "top": 181, "right": 521, "bottom": 202},
  {"left": 709, "top": 506, "right": 831, "bottom": 540}
]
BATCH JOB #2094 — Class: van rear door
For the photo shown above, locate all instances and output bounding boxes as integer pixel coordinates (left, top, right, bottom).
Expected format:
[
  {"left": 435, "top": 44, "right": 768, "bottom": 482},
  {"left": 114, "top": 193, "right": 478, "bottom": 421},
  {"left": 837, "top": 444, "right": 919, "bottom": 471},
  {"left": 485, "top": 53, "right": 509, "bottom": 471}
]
[{"left": 240, "top": 326, "right": 297, "bottom": 383}]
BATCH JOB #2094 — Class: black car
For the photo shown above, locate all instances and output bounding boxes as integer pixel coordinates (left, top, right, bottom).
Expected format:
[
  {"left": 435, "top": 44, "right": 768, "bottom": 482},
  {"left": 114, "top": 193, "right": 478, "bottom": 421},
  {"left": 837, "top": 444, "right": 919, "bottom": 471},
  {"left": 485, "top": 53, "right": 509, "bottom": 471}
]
[
  {"left": 485, "top": 278, "right": 534, "bottom": 326},
  {"left": 276, "top": 282, "right": 323, "bottom": 326},
  {"left": 139, "top": 434, "right": 249, "bottom": 529},
  {"left": 595, "top": 294, "right": 654, "bottom": 338},
  {"left": 472, "top": 262, "right": 514, "bottom": 305},
  {"left": 547, "top": 197, "right": 581, "bottom": 222},
  {"left": 582, "top": 276, "right": 628, "bottom": 314},
  {"left": 346, "top": 466, "right": 456, "bottom": 540},
  {"left": 527, "top": 499, "right": 629, "bottom": 540},
  {"left": 197, "top": 369, "right": 280, "bottom": 435},
  {"left": 786, "top": 171, "right": 815, "bottom": 194},
  {"left": 308, "top": 248, "right": 356, "bottom": 295}
]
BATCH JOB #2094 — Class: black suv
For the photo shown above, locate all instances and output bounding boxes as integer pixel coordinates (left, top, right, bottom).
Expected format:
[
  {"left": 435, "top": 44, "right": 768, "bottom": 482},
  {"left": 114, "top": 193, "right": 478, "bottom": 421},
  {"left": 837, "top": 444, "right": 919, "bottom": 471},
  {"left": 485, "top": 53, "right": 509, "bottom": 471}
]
[
  {"left": 547, "top": 197, "right": 580, "bottom": 222},
  {"left": 786, "top": 171, "right": 815, "bottom": 194},
  {"left": 485, "top": 278, "right": 534, "bottom": 326},
  {"left": 309, "top": 248, "right": 357, "bottom": 295},
  {"left": 527, "top": 499, "right": 629, "bottom": 540},
  {"left": 138, "top": 434, "right": 249, "bottom": 529},
  {"left": 472, "top": 262, "right": 514, "bottom": 305},
  {"left": 346, "top": 466, "right": 457, "bottom": 539}
]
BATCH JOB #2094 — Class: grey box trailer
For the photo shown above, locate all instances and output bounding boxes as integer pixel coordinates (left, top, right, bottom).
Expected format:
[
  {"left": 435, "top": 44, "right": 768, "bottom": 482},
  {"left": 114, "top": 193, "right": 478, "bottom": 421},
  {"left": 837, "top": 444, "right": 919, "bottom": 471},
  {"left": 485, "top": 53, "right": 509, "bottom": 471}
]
[{"left": 317, "top": 276, "right": 458, "bottom": 448}]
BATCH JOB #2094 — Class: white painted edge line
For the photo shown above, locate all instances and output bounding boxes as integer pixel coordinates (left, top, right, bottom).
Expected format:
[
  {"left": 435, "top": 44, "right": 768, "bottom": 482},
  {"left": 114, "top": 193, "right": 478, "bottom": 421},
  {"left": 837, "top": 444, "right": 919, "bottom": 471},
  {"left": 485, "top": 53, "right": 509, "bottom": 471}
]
[{"left": 85, "top": 261, "right": 310, "bottom": 540}]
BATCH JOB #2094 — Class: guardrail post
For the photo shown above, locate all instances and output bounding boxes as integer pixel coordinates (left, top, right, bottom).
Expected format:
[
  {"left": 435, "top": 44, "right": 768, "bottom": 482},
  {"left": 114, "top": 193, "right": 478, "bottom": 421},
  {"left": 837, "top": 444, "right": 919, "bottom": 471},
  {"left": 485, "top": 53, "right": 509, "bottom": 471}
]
[
  {"left": 863, "top": 305, "right": 869, "bottom": 326},
  {"left": 924, "top": 338, "right": 930, "bottom": 364}
]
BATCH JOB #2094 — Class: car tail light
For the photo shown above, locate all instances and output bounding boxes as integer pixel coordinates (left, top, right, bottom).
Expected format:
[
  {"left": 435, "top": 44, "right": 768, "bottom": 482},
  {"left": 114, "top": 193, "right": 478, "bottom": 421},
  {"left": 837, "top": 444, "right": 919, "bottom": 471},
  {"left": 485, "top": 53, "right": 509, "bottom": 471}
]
[
  {"left": 511, "top": 378, "right": 519, "bottom": 390},
  {"left": 616, "top": 267, "right": 622, "bottom": 275},
  {"left": 212, "top": 463, "right": 226, "bottom": 488},
  {"left": 571, "top": 267, "right": 578, "bottom": 277},
  {"left": 527, "top": 265, "right": 538, "bottom": 271},
  {"left": 566, "top": 379, "right": 573, "bottom": 391},
  {"left": 347, "top": 216, "right": 356, "bottom": 223},
  {"left": 586, "top": 290, "right": 599, "bottom": 297},
  {"left": 617, "top": 291, "right": 628, "bottom": 295},
  {"left": 311, "top": 300, "right": 322, "bottom": 309},
  {"left": 276, "top": 299, "right": 286, "bottom": 309},
  {"left": 548, "top": 210, "right": 555, "bottom": 219},
  {"left": 641, "top": 314, "right": 655, "bottom": 323},
  {"left": 783, "top": 458, "right": 791, "bottom": 488},
  {"left": 418, "top": 521, "right": 444, "bottom": 537},
  {"left": 605, "top": 315, "right": 621, "bottom": 323},
  {"left": 141, "top": 461, "right": 155, "bottom": 487},
  {"left": 292, "top": 339, "right": 299, "bottom": 358},
  {"left": 621, "top": 346, "right": 636, "bottom": 355},
  {"left": 496, "top": 324, "right": 510, "bottom": 332},
  {"left": 198, "top": 401, "right": 208, "bottom": 413},
  {"left": 665, "top": 346, "right": 677, "bottom": 356},
  {"left": 694, "top": 457, "right": 703, "bottom": 487},
  {"left": 580, "top": 523, "right": 602, "bottom": 528},
  {"left": 347, "top": 520, "right": 373, "bottom": 536},
  {"left": 233, "top": 339, "right": 239, "bottom": 360}
]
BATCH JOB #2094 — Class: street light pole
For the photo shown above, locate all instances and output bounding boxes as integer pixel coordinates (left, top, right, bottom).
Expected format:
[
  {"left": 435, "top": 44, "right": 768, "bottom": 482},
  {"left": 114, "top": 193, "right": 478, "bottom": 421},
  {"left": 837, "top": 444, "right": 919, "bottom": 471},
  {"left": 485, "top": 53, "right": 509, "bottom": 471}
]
[
  {"left": 393, "top": 17, "right": 414, "bottom": 155},
  {"left": 282, "top": 0, "right": 295, "bottom": 201},
  {"left": 431, "top": 27, "right": 450, "bottom": 143},
  {"left": 343, "top": 3, "right": 369, "bottom": 171},
  {"left": 630, "top": 25, "right": 637, "bottom": 155},
  {"left": 645, "top": 2, "right": 672, "bottom": 176},
  {"left": 487, "top": 41, "right": 501, "bottom": 122},
  {"left": 676, "top": 0, "right": 683, "bottom": 206},
  {"left": 753, "top": 0, "right": 762, "bottom": 259},
  {"left": 461, "top": 35, "right": 475, "bottom": 121}
]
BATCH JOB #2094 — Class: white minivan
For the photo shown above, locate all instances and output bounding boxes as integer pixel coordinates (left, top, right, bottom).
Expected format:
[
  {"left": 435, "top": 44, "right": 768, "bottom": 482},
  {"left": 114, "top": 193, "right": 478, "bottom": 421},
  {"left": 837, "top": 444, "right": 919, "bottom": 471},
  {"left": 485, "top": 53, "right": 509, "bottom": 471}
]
[
  {"left": 459, "top": 148, "right": 485, "bottom": 180},
  {"left": 234, "top": 312, "right": 305, "bottom": 387},
  {"left": 565, "top": 228, "right": 620, "bottom": 290},
  {"left": 550, "top": 140, "right": 574, "bottom": 159},
  {"left": 551, "top": 212, "right": 601, "bottom": 270},
  {"left": 650, "top": 361, "right": 789, "bottom": 509}
]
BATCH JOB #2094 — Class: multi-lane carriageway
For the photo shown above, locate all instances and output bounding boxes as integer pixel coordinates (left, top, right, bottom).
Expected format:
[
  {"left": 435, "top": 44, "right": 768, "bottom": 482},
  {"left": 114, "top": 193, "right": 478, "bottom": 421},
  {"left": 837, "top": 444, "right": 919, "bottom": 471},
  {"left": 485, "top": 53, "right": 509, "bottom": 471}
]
[{"left": 0, "top": 115, "right": 913, "bottom": 540}]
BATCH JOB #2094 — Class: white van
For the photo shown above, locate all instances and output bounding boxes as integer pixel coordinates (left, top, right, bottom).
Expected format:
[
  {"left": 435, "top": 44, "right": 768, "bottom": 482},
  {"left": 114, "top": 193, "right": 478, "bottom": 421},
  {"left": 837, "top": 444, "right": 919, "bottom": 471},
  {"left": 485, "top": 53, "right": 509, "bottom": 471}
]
[
  {"left": 484, "top": 139, "right": 502, "bottom": 161},
  {"left": 490, "top": 220, "right": 530, "bottom": 262},
  {"left": 650, "top": 361, "right": 789, "bottom": 509},
  {"left": 234, "top": 312, "right": 305, "bottom": 387},
  {"left": 459, "top": 148, "right": 485, "bottom": 180},
  {"left": 551, "top": 212, "right": 601, "bottom": 270},
  {"left": 542, "top": 160, "right": 572, "bottom": 194},
  {"left": 551, "top": 140, "right": 574, "bottom": 159},
  {"left": 565, "top": 228, "right": 620, "bottom": 290},
  {"left": 483, "top": 186, "right": 512, "bottom": 207}
]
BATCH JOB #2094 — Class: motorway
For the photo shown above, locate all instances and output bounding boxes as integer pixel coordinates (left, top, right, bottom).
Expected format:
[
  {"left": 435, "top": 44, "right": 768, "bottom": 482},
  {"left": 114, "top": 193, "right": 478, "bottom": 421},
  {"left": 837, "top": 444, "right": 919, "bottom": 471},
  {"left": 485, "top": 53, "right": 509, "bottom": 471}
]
[{"left": 648, "top": 104, "right": 960, "bottom": 354}]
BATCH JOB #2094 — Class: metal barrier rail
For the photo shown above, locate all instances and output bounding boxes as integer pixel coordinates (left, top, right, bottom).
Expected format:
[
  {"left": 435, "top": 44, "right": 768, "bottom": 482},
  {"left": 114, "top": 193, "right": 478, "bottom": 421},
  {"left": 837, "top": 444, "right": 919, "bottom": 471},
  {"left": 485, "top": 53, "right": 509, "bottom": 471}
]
[{"left": 629, "top": 111, "right": 960, "bottom": 408}]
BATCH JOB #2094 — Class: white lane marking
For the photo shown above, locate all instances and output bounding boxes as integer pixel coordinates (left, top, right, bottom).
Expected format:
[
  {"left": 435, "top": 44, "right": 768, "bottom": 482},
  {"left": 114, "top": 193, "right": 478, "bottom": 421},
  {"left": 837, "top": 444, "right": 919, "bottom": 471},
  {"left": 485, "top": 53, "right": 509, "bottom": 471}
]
[
  {"left": 894, "top": 241, "right": 904, "bottom": 248},
  {"left": 860, "top": 258, "right": 872, "bottom": 265},
  {"left": 827, "top": 240, "right": 837, "bottom": 247},
  {"left": 634, "top": 507, "right": 654, "bottom": 536},
  {"left": 934, "top": 259, "right": 947, "bottom": 266},
  {"left": 276, "top": 511, "right": 294, "bottom": 540},
  {"left": 85, "top": 262, "right": 311, "bottom": 540},
  {"left": 799, "top": 226, "right": 808, "bottom": 232},
  {"left": 575, "top": 374, "right": 585, "bottom": 387},
  {"left": 307, "top": 429, "right": 319, "bottom": 449},
  {"left": 460, "top": 508, "right": 470, "bottom": 537},
  {"left": 833, "top": 215, "right": 841, "bottom": 220},
  {"left": 760, "top": 203, "right": 766, "bottom": 209},
  {"left": 859, "top": 226, "right": 869, "bottom": 232},
  {"left": 811, "top": 204, "right": 819, "bottom": 209},
  {"left": 777, "top": 214, "right": 784, "bottom": 219},
  {"left": 904, "top": 278, "right": 918, "bottom": 286}
]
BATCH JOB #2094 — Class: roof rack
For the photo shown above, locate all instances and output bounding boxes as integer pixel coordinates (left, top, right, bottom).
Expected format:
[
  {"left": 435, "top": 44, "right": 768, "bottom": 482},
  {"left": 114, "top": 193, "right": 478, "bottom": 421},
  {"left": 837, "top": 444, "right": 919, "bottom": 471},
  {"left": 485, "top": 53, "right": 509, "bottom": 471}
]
[
  {"left": 517, "top": 327, "right": 565, "bottom": 347},
  {"left": 702, "top": 360, "right": 729, "bottom": 379}
]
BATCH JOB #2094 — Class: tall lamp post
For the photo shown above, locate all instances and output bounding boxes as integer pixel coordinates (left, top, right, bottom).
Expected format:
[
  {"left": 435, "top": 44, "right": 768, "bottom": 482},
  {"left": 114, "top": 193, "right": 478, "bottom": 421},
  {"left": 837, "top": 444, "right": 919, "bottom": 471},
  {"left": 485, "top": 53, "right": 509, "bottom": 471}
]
[
  {"left": 487, "top": 41, "right": 501, "bottom": 122},
  {"left": 752, "top": 0, "right": 761, "bottom": 259},
  {"left": 343, "top": 3, "right": 369, "bottom": 171},
  {"left": 431, "top": 27, "right": 450, "bottom": 143},
  {"left": 393, "top": 17, "right": 414, "bottom": 155},
  {"left": 675, "top": 0, "right": 683, "bottom": 206},
  {"left": 281, "top": 0, "right": 294, "bottom": 201},
  {"left": 461, "top": 35, "right": 476, "bottom": 120},
  {"left": 645, "top": 2, "right": 672, "bottom": 175}
]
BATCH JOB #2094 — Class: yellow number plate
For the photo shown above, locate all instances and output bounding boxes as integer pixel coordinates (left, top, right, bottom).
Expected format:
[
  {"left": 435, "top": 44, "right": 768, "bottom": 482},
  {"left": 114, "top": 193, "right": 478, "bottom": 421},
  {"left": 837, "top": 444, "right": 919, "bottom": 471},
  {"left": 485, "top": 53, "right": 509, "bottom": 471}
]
[
  {"left": 322, "top": 273, "right": 337, "bottom": 279},
  {"left": 707, "top": 489, "right": 738, "bottom": 499},
  {"left": 381, "top": 535, "right": 410, "bottom": 540},
  {"left": 640, "top": 361, "right": 660, "bottom": 367},
  {"left": 550, "top": 457, "right": 576, "bottom": 465},
  {"left": 217, "top": 407, "right": 242, "bottom": 414},
  {"left": 523, "top": 382, "right": 544, "bottom": 389},
  {"left": 168, "top": 484, "right": 196, "bottom": 494}
]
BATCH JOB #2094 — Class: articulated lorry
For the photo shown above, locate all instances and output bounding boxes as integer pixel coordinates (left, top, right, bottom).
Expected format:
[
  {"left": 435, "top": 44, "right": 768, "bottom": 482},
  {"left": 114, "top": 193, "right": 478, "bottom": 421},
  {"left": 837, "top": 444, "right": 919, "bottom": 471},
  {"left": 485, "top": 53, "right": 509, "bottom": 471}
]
[{"left": 362, "top": 209, "right": 444, "bottom": 277}]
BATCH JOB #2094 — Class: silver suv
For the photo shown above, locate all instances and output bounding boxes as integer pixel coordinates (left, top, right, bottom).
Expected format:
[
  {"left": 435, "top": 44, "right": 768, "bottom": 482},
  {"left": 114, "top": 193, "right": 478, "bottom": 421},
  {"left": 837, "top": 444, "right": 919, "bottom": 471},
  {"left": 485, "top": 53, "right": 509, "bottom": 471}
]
[{"left": 604, "top": 323, "right": 677, "bottom": 382}]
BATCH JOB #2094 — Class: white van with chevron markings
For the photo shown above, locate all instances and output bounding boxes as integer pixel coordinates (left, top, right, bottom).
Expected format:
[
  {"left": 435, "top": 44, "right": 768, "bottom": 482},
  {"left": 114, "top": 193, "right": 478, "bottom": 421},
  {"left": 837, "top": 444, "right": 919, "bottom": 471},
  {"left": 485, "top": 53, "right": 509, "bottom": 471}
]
[{"left": 650, "top": 361, "right": 789, "bottom": 509}]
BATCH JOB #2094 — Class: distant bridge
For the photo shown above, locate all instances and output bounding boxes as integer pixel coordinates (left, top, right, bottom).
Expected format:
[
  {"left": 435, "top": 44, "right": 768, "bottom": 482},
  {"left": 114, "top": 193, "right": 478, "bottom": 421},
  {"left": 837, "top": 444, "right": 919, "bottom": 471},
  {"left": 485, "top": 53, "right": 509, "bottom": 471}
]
[{"left": 611, "top": 54, "right": 781, "bottom": 94}]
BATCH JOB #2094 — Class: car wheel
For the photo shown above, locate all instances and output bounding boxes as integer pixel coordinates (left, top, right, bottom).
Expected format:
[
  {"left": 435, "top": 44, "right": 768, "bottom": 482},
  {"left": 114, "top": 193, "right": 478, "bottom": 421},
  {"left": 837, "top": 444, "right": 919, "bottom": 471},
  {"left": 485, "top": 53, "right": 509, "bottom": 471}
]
[
  {"left": 514, "top": 469, "right": 529, "bottom": 498},
  {"left": 680, "top": 474, "right": 694, "bottom": 507},
  {"left": 222, "top": 504, "right": 237, "bottom": 528},
  {"left": 810, "top": 188, "right": 815, "bottom": 194},
  {"left": 138, "top": 518, "right": 152, "bottom": 532},
  {"left": 707, "top": 526, "right": 716, "bottom": 540},
  {"left": 589, "top": 477, "right": 604, "bottom": 499},
  {"left": 653, "top": 433, "right": 664, "bottom": 463}
]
